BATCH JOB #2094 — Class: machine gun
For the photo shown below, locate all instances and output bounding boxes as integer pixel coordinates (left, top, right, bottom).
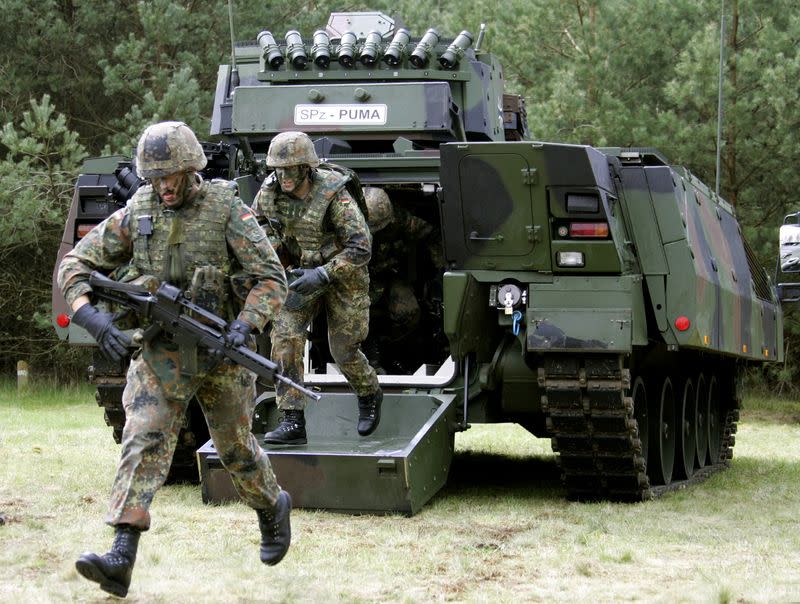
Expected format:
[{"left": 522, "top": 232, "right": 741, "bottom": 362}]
[{"left": 87, "top": 271, "right": 320, "bottom": 402}]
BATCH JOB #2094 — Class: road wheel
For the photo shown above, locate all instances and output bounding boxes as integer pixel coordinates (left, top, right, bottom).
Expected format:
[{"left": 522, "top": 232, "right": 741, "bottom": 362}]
[
  {"left": 675, "top": 377, "right": 696, "bottom": 479},
  {"left": 695, "top": 373, "right": 708, "bottom": 468},
  {"left": 648, "top": 376, "right": 675, "bottom": 485}
]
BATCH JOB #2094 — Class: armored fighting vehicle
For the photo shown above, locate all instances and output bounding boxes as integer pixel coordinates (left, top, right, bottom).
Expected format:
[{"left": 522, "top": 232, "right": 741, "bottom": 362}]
[
  {"left": 53, "top": 12, "right": 785, "bottom": 509},
  {"left": 438, "top": 142, "right": 783, "bottom": 500}
]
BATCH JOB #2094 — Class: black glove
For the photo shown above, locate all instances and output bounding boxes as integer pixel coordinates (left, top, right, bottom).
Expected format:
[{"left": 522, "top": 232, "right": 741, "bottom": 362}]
[
  {"left": 288, "top": 267, "right": 330, "bottom": 295},
  {"left": 211, "top": 319, "right": 253, "bottom": 362},
  {"left": 224, "top": 319, "right": 252, "bottom": 348},
  {"left": 72, "top": 304, "right": 132, "bottom": 363}
]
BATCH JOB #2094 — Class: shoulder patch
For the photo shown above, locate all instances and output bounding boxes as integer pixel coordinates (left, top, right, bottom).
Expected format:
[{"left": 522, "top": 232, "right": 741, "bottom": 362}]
[
  {"left": 338, "top": 194, "right": 350, "bottom": 204},
  {"left": 240, "top": 214, "right": 267, "bottom": 243}
]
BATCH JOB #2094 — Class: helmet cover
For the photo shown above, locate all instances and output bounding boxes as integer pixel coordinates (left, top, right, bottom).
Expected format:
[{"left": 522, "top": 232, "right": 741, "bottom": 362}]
[
  {"left": 136, "top": 121, "right": 207, "bottom": 178},
  {"left": 266, "top": 131, "right": 320, "bottom": 168},
  {"left": 364, "top": 187, "right": 394, "bottom": 231}
]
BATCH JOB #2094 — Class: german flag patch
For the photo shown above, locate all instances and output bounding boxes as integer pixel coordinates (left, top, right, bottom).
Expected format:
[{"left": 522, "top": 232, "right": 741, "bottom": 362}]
[
  {"left": 240, "top": 212, "right": 256, "bottom": 221},
  {"left": 338, "top": 195, "right": 350, "bottom": 204}
]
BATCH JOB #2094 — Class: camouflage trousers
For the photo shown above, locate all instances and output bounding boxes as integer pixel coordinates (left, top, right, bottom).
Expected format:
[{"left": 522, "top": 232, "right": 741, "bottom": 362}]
[
  {"left": 271, "top": 273, "right": 379, "bottom": 411},
  {"left": 369, "top": 278, "right": 421, "bottom": 333},
  {"left": 106, "top": 351, "right": 280, "bottom": 530}
]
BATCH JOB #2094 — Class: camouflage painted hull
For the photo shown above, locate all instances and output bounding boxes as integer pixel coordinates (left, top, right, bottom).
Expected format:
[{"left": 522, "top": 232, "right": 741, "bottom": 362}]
[{"left": 439, "top": 141, "right": 776, "bottom": 498}]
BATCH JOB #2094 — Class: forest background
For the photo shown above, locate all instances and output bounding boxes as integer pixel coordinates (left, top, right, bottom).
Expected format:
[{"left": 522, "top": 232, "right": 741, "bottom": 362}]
[{"left": 0, "top": 0, "right": 798, "bottom": 387}]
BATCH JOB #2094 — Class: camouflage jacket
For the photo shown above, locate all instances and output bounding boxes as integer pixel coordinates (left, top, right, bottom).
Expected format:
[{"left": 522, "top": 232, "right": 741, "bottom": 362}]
[
  {"left": 252, "top": 168, "right": 371, "bottom": 282},
  {"left": 58, "top": 179, "right": 287, "bottom": 332},
  {"left": 371, "top": 206, "right": 438, "bottom": 276}
]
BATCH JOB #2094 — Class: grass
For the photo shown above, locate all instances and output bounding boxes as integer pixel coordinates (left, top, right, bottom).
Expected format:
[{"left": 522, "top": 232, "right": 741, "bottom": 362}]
[{"left": 1, "top": 383, "right": 799, "bottom": 602}]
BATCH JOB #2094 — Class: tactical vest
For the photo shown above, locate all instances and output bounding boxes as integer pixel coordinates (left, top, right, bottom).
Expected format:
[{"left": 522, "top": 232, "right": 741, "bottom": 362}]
[
  {"left": 129, "top": 180, "right": 235, "bottom": 313},
  {"left": 126, "top": 180, "right": 242, "bottom": 392},
  {"left": 258, "top": 168, "right": 350, "bottom": 267}
]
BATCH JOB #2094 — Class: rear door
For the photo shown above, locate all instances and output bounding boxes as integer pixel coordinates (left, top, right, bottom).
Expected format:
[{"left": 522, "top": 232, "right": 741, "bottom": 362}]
[{"left": 440, "top": 142, "right": 551, "bottom": 271}]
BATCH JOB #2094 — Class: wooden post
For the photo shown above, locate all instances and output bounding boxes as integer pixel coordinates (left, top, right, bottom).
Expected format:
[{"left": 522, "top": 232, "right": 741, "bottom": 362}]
[{"left": 17, "top": 360, "right": 29, "bottom": 393}]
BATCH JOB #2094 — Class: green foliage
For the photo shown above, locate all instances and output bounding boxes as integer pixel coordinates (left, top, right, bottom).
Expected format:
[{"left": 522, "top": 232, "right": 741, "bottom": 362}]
[
  {"left": 98, "top": 0, "right": 225, "bottom": 152},
  {"left": 102, "top": 66, "right": 206, "bottom": 154},
  {"left": 0, "top": 0, "right": 128, "bottom": 150},
  {"left": 0, "top": 95, "right": 88, "bottom": 374},
  {"left": 0, "top": 95, "right": 86, "bottom": 246}
]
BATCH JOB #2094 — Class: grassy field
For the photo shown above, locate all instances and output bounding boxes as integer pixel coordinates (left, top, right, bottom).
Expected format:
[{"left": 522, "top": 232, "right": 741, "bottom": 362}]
[{"left": 1, "top": 383, "right": 799, "bottom": 603}]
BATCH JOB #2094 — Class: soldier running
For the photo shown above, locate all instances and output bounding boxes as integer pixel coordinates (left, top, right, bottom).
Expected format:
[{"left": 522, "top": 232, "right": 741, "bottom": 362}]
[{"left": 58, "top": 121, "right": 291, "bottom": 598}]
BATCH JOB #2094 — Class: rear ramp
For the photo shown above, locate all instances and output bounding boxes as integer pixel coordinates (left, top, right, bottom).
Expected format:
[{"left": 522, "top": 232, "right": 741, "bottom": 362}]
[{"left": 197, "top": 392, "right": 457, "bottom": 515}]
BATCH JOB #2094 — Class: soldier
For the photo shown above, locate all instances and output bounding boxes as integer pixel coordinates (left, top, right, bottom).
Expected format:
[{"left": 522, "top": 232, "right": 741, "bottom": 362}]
[
  {"left": 58, "top": 121, "right": 291, "bottom": 598},
  {"left": 253, "top": 131, "right": 382, "bottom": 445},
  {"left": 362, "top": 187, "right": 443, "bottom": 373}
]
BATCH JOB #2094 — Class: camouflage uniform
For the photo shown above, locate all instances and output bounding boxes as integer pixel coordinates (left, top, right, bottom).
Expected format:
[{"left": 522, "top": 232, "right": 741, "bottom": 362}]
[
  {"left": 253, "top": 166, "right": 379, "bottom": 412},
  {"left": 370, "top": 202, "right": 437, "bottom": 329},
  {"left": 58, "top": 160, "right": 287, "bottom": 532},
  {"left": 363, "top": 188, "right": 443, "bottom": 362},
  {"left": 63, "top": 123, "right": 290, "bottom": 598}
]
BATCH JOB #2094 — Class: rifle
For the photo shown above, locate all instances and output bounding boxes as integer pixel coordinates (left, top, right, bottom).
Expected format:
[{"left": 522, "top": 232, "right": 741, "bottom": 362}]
[{"left": 88, "top": 271, "right": 320, "bottom": 402}]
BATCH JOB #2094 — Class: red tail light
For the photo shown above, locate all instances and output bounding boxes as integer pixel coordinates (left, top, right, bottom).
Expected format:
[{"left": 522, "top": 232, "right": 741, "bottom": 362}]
[
  {"left": 569, "top": 222, "right": 609, "bottom": 238},
  {"left": 76, "top": 223, "right": 97, "bottom": 239},
  {"left": 674, "top": 316, "right": 691, "bottom": 331}
]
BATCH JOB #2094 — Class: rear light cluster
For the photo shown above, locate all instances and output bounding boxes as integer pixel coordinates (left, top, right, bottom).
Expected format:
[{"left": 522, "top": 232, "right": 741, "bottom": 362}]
[
  {"left": 556, "top": 222, "right": 609, "bottom": 238},
  {"left": 76, "top": 223, "right": 98, "bottom": 239},
  {"left": 555, "top": 194, "right": 609, "bottom": 240},
  {"left": 554, "top": 221, "right": 609, "bottom": 268},
  {"left": 553, "top": 193, "right": 611, "bottom": 268},
  {"left": 568, "top": 222, "right": 609, "bottom": 238}
]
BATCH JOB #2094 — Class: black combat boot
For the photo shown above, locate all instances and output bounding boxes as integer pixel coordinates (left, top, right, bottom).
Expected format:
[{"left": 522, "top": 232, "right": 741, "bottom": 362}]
[
  {"left": 263, "top": 409, "right": 307, "bottom": 445},
  {"left": 75, "top": 524, "right": 141, "bottom": 598},
  {"left": 256, "top": 490, "right": 292, "bottom": 565},
  {"left": 357, "top": 389, "right": 383, "bottom": 436}
]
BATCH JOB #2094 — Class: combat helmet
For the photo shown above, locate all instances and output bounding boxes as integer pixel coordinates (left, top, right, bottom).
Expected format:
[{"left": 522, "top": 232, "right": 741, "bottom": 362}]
[
  {"left": 364, "top": 187, "right": 394, "bottom": 232},
  {"left": 267, "top": 131, "right": 320, "bottom": 168},
  {"left": 135, "top": 121, "right": 207, "bottom": 179}
]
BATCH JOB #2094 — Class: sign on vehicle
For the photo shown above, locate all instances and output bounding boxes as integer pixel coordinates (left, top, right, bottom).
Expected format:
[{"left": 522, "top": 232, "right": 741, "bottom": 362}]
[{"left": 294, "top": 104, "right": 388, "bottom": 126}]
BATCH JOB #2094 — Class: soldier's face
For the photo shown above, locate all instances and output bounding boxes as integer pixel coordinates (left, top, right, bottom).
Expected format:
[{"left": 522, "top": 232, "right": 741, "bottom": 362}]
[
  {"left": 153, "top": 171, "right": 190, "bottom": 207},
  {"left": 276, "top": 165, "right": 307, "bottom": 195}
]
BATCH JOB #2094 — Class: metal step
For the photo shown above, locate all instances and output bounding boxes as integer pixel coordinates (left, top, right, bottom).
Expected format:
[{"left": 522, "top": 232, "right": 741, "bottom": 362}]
[{"left": 196, "top": 392, "right": 457, "bottom": 515}]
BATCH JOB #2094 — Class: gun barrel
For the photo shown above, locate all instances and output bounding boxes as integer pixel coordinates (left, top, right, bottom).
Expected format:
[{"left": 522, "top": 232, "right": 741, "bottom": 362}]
[
  {"left": 224, "top": 341, "right": 320, "bottom": 401},
  {"left": 274, "top": 373, "right": 322, "bottom": 401}
]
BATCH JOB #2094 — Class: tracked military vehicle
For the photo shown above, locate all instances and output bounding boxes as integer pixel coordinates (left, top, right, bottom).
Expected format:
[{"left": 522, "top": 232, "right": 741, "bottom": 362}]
[
  {"left": 54, "top": 11, "right": 784, "bottom": 509},
  {"left": 438, "top": 142, "right": 783, "bottom": 500}
]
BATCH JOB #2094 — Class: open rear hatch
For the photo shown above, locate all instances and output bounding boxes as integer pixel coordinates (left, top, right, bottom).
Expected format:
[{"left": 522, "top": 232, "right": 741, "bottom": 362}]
[{"left": 197, "top": 391, "right": 458, "bottom": 515}]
